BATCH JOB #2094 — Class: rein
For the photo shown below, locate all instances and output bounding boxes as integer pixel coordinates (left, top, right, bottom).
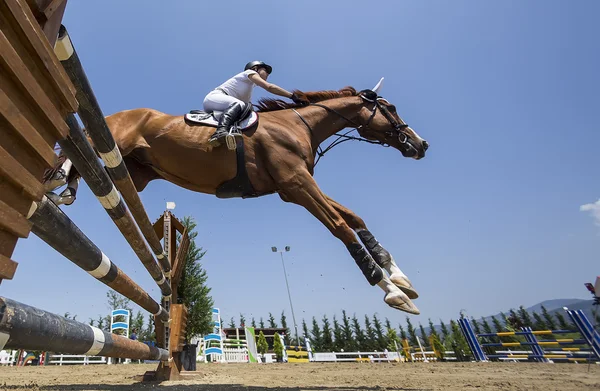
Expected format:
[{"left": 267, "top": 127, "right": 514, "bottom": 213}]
[{"left": 292, "top": 98, "right": 406, "bottom": 166}]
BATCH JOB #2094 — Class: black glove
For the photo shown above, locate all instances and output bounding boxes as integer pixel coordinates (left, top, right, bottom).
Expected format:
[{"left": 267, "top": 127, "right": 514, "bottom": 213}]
[{"left": 290, "top": 92, "right": 310, "bottom": 105}]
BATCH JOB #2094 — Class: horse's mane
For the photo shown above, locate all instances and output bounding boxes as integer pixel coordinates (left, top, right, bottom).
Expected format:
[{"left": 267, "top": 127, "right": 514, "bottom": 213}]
[{"left": 255, "top": 86, "right": 358, "bottom": 112}]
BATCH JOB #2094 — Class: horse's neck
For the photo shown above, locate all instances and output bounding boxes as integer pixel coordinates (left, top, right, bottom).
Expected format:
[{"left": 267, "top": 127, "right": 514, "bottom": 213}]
[{"left": 303, "top": 97, "right": 362, "bottom": 149}]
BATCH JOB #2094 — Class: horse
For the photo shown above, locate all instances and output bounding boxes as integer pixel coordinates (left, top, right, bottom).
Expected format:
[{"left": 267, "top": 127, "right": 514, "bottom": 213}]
[{"left": 44, "top": 79, "right": 429, "bottom": 315}]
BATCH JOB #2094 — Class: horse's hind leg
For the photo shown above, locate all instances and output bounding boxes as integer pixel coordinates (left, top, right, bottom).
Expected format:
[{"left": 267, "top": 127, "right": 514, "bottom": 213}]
[
  {"left": 277, "top": 171, "right": 419, "bottom": 315},
  {"left": 325, "top": 196, "right": 419, "bottom": 299}
]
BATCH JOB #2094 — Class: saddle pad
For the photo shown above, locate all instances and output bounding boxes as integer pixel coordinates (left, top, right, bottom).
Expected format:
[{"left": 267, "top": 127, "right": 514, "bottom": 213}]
[{"left": 184, "top": 111, "right": 258, "bottom": 130}]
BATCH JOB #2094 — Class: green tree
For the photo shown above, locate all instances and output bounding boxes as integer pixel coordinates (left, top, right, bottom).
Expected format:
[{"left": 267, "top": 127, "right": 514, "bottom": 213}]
[
  {"left": 405, "top": 317, "right": 418, "bottom": 346},
  {"left": 554, "top": 312, "right": 572, "bottom": 330},
  {"left": 310, "top": 316, "right": 323, "bottom": 351},
  {"left": 259, "top": 317, "right": 265, "bottom": 328},
  {"left": 257, "top": 331, "right": 269, "bottom": 356},
  {"left": 229, "top": 317, "right": 236, "bottom": 328},
  {"left": 351, "top": 315, "right": 366, "bottom": 350},
  {"left": 321, "top": 315, "right": 334, "bottom": 352},
  {"left": 251, "top": 317, "right": 257, "bottom": 328},
  {"left": 398, "top": 323, "right": 408, "bottom": 341},
  {"left": 449, "top": 319, "right": 470, "bottom": 359},
  {"left": 386, "top": 327, "right": 401, "bottom": 353},
  {"left": 439, "top": 320, "right": 450, "bottom": 343},
  {"left": 332, "top": 315, "right": 344, "bottom": 351},
  {"left": 364, "top": 315, "right": 377, "bottom": 351},
  {"left": 273, "top": 332, "right": 284, "bottom": 361},
  {"left": 239, "top": 314, "right": 246, "bottom": 328},
  {"left": 532, "top": 311, "right": 547, "bottom": 331},
  {"left": 268, "top": 312, "right": 277, "bottom": 328},
  {"left": 302, "top": 319, "right": 310, "bottom": 342},
  {"left": 140, "top": 314, "right": 155, "bottom": 342},
  {"left": 428, "top": 318, "right": 439, "bottom": 340},
  {"left": 431, "top": 334, "right": 446, "bottom": 360},
  {"left": 541, "top": 305, "right": 557, "bottom": 330},
  {"left": 481, "top": 318, "right": 493, "bottom": 334},
  {"left": 518, "top": 305, "right": 533, "bottom": 328},
  {"left": 280, "top": 311, "right": 291, "bottom": 346},
  {"left": 177, "top": 216, "right": 214, "bottom": 340},
  {"left": 341, "top": 311, "right": 356, "bottom": 351},
  {"left": 491, "top": 316, "right": 504, "bottom": 333},
  {"left": 418, "top": 323, "right": 429, "bottom": 348},
  {"left": 471, "top": 317, "right": 482, "bottom": 335},
  {"left": 372, "top": 314, "right": 387, "bottom": 351},
  {"left": 130, "top": 311, "right": 145, "bottom": 338}
]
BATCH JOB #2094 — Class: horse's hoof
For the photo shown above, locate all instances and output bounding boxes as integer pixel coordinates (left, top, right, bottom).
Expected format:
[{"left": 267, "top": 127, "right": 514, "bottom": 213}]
[
  {"left": 384, "top": 291, "right": 420, "bottom": 315},
  {"left": 62, "top": 195, "right": 76, "bottom": 206},
  {"left": 390, "top": 274, "right": 419, "bottom": 299}
]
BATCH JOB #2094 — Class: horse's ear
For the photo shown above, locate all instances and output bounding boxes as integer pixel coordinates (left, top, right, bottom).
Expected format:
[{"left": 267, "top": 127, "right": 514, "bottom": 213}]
[{"left": 371, "top": 77, "right": 384, "bottom": 94}]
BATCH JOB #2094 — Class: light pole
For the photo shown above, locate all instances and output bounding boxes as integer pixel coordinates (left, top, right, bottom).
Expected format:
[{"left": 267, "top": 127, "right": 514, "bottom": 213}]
[{"left": 272, "top": 246, "right": 300, "bottom": 348}]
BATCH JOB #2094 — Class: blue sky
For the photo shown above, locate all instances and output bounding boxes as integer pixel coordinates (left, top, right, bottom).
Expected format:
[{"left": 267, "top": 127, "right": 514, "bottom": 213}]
[{"left": 6, "top": 1, "right": 599, "bottom": 332}]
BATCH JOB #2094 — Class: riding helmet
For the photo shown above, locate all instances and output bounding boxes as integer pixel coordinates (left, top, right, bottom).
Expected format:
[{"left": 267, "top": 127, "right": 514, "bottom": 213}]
[{"left": 244, "top": 60, "right": 272, "bottom": 74}]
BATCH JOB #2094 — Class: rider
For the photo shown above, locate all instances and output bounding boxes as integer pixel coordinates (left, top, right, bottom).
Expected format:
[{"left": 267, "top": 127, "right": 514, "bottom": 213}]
[{"left": 204, "top": 60, "right": 309, "bottom": 146}]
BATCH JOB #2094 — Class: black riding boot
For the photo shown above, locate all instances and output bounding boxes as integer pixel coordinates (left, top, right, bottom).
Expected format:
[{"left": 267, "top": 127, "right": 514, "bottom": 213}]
[{"left": 209, "top": 102, "right": 245, "bottom": 147}]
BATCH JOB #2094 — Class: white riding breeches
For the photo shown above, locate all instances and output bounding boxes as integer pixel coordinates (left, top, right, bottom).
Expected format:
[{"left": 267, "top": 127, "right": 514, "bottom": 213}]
[{"left": 203, "top": 90, "right": 246, "bottom": 113}]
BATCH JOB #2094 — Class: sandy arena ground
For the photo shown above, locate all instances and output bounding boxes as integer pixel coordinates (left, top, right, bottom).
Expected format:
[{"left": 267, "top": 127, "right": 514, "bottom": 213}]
[{"left": 1, "top": 362, "right": 599, "bottom": 390}]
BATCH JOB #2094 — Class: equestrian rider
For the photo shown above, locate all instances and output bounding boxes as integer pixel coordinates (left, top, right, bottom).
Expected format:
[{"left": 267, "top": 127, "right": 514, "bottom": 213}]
[{"left": 203, "top": 61, "right": 309, "bottom": 146}]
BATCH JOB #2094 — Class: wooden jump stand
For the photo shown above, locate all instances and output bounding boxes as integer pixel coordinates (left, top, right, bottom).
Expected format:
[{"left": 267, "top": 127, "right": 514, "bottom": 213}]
[
  {"left": 1, "top": 0, "right": 191, "bottom": 381},
  {"left": 144, "top": 210, "right": 190, "bottom": 381}
]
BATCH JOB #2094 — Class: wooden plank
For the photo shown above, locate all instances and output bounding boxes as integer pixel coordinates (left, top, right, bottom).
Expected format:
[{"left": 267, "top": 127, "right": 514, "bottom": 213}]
[
  {"left": 0, "top": 143, "right": 45, "bottom": 201},
  {"left": 0, "top": 87, "right": 56, "bottom": 167},
  {"left": 169, "top": 305, "right": 187, "bottom": 353},
  {"left": 0, "top": 197, "right": 33, "bottom": 239},
  {"left": 0, "top": 29, "right": 69, "bottom": 140},
  {"left": 172, "top": 229, "right": 189, "bottom": 284},
  {"left": 170, "top": 213, "right": 186, "bottom": 233},
  {"left": 41, "top": 0, "right": 65, "bottom": 20},
  {"left": 0, "top": 253, "right": 18, "bottom": 281},
  {"left": 5, "top": 0, "right": 77, "bottom": 113},
  {"left": 153, "top": 215, "right": 164, "bottom": 241}
]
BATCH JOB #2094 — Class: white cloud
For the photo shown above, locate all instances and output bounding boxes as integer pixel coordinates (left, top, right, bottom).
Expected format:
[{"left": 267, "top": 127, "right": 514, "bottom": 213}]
[{"left": 580, "top": 199, "right": 600, "bottom": 226}]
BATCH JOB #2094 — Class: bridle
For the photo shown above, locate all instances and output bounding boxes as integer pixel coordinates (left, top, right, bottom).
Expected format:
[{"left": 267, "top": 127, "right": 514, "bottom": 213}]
[{"left": 292, "top": 92, "right": 412, "bottom": 166}]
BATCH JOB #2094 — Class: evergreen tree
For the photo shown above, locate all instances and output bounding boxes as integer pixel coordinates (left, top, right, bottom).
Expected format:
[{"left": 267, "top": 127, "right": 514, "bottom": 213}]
[
  {"left": 518, "top": 305, "right": 533, "bottom": 328},
  {"left": 491, "top": 316, "right": 504, "bottom": 333},
  {"left": 257, "top": 331, "right": 269, "bottom": 355},
  {"left": 449, "top": 319, "right": 470, "bottom": 358},
  {"left": 310, "top": 316, "right": 323, "bottom": 351},
  {"left": 273, "top": 332, "right": 284, "bottom": 361},
  {"left": 439, "top": 320, "right": 450, "bottom": 342},
  {"left": 386, "top": 327, "right": 402, "bottom": 352},
  {"left": 341, "top": 310, "right": 356, "bottom": 351},
  {"left": 405, "top": 317, "right": 418, "bottom": 346},
  {"left": 554, "top": 312, "right": 572, "bottom": 330},
  {"left": 372, "top": 314, "right": 387, "bottom": 351},
  {"left": 541, "top": 306, "right": 557, "bottom": 330},
  {"left": 507, "top": 309, "right": 523, "bottom": 329},
  {"left": 532, "top": 311, "right": 547, "bottom": 331},
  {"left": 364, "top": 315, "right": 377, "bottom": 351},
  {"left": 268, "top": 312, "right": 277, "bottom": 328},
  {"left": 280, "top": 311, "right": 291, "bottom": 346},
  {"left": 142, "top": 314, "right": 155, "bottom": 342},
  {"left": 481, "top": 318, "right": 493, "bottom": 334},
  {"left": 96, "top": 315, "right": 107, "bottom": 332},
  {"left": 428, "top": 318, "right": 439, "bottom": 340},
  {"left": 471, "top": 317, "right": 482, "bottom": 335},
  {"left": 332, "top": 315, "right": 344, "bottom": 351},
  {"left": 321, "top": 315, "right": 334, "bottom": 352},
  {"left": 259, "top": 317, "right": 265, "bottom": 328},
  {"left": 418, "top": 323, "right": 429, "bottom": 348},
  {"left": 351, "top": 315, "right": 366, "bottom": 350},
  {"left": 251, "top": 317, "right": 257, "bottom": 328},
  {"left": 302, "top": 319, "right": 310, "bottom": 342},
  {"left": 229, "top": 317, "right": 236, "bottom": 328},
  {"left": 131, "top": 311, "right": 145, "bottom": 338},
  {"left": 398, "top": 323, "right": 408, "bottom": 341},
  {"left": 177, "top": 216, "right": 214, "bottom": 339},
  {"left": 239, "top": 314, "right": 246, "bottom": 327}
]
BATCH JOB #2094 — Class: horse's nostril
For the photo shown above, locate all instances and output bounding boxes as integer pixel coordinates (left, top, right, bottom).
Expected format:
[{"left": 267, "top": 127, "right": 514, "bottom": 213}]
[{"left": 423, "top": 141, "right": 429, "bottom": 151}]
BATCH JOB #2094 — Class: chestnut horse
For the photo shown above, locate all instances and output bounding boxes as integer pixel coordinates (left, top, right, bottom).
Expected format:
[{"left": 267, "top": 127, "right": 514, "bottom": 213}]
[{"left": 46, "top": 81, "right": 429, "bottom": 315}]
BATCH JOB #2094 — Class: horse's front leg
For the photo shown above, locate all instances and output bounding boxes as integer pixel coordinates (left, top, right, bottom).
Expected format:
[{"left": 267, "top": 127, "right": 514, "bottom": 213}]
[
  {"left": 325, "top": 196, "right": 419, "bottom": 299},
  {"left": 278, "top": 172, "right": 419, "bottom": 315}
]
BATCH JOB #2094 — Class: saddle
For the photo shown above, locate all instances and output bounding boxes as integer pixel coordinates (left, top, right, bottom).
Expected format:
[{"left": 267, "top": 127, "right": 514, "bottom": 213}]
[{"left": 184, "top": 103, "right": 258, "bottom": 131}]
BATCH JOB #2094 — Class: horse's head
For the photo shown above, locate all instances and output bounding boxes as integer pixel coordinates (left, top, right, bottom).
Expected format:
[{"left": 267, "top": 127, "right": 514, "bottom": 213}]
[{"left": 355, "top": 79, "right": 428, "bottom": 159}]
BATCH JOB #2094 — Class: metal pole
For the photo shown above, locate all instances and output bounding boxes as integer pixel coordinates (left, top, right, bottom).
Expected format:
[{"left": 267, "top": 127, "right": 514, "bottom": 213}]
[{"left": 279, "top": 251, "right": 300, "bottom": 347}]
